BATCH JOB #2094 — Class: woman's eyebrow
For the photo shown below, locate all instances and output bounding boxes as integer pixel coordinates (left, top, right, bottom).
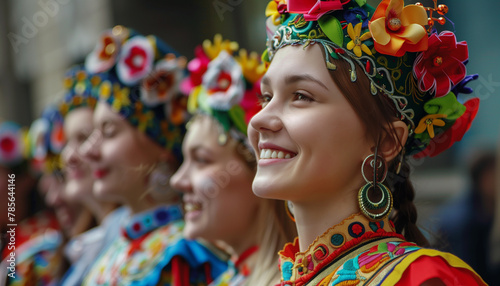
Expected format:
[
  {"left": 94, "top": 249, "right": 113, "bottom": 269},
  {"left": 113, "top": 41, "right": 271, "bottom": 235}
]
[{"left": 284, "top": 74, "right": 328, "bottom": 91}]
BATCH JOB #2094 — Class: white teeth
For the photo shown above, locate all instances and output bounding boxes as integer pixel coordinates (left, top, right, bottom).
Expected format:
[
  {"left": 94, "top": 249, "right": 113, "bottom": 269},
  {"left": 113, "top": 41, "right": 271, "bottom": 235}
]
[
  {"left": 259, "top": 149, "right": 295, "bottom": 159},
  {"left": 265, "top": 149, "right": 271, "bottom": 158}
]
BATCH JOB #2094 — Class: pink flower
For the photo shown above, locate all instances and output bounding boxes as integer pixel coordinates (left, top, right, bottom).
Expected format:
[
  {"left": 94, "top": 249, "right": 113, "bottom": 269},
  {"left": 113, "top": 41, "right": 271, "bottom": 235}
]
[
  {"left": 180, "top": 46, "right": 210, "bottom": 95},
  {"left": 287, "top": 0, "right": 349, "bottom": 21},
  {"left": 413, "top": 32, "right": 468, "bottom": 97}
]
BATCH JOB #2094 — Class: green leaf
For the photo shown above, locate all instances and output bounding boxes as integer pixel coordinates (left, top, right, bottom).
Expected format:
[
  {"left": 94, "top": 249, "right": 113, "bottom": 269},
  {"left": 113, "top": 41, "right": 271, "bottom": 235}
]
[
  {"left": 228, "top": 105, "right": 247, "bottom": 134},
  {"left": 318, "top": 15, "right": 343, "bottom": 47}
]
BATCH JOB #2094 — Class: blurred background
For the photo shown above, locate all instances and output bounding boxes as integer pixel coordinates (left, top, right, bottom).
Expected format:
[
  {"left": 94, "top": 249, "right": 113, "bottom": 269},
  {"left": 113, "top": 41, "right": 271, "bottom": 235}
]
[{"left": 0, "top": 0, "right": 499, "bottom": 281}]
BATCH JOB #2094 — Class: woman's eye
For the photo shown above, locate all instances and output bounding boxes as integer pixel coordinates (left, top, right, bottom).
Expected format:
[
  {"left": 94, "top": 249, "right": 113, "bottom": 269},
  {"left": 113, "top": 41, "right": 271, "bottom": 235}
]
[
  {"left": 294, "top": 92, "right": 313, "bottom": 102},
  {"left": 257, "top": 93, "right": 272, "bottom": 108}
]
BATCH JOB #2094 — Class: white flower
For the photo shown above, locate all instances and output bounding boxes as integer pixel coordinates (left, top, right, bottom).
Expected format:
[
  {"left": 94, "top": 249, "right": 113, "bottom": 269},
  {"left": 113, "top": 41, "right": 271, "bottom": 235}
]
[{"left": 202, "top": 51, "right": 245, "bottom": 111}]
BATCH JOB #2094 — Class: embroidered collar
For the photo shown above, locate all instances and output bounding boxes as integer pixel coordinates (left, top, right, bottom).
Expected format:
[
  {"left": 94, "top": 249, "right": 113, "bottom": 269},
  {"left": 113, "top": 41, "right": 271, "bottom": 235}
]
[
  {"left": 122, "top": 204, "right": 183, "bottom": 240},
  {"left": 278, "top": 213, "right": 404, "bottom": 285}
]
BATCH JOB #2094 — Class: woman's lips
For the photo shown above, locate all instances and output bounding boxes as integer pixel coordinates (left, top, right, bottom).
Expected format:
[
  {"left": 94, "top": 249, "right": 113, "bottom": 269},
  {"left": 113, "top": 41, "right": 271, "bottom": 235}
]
[{"left": 94, "top": 169, "right": 109, "bottom": 179}]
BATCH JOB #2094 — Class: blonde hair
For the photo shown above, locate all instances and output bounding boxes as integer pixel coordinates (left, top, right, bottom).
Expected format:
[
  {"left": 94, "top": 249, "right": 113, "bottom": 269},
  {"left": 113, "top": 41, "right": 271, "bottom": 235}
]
[{"left": 246, "top": 199, "right": 297, "bottom": 285}]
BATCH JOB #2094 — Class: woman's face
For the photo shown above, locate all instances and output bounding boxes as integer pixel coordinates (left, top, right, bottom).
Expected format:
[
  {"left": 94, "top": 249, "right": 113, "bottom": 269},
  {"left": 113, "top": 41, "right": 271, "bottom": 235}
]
[
  {"left": 248, "top": 44, "right": 372, "bottom": 203},
  {"left": 39, "top": 172, "right": 82, "bottom": 237},
  {"left": 83, "top": 102, "right": 161, "bottom": 206},
  {"left": 61, "top": 107, "right": 94, "bottom": 202},
  {"left": 170, "top": 116, "right": 260, "bottom": 245}
]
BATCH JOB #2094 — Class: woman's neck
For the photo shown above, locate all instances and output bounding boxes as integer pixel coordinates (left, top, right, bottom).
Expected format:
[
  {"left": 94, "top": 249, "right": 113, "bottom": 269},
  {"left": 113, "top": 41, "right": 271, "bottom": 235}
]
[{"left": 294, "top": 191, "right": 358, "bottom": 252}]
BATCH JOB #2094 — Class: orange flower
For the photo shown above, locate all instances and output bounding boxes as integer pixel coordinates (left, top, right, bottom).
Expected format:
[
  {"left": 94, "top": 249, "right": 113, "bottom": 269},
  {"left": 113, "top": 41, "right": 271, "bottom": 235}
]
[
  {"left": 369, "top": 0, "right": 428, "bottom": 56},
  {"left": 414, "top": 114, "right": 447, "bottom": 138}
]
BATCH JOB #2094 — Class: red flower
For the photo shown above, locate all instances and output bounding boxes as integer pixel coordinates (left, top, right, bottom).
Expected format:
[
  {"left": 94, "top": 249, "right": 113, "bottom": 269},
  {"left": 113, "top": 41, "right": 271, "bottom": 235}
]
[
  {"left": 413, "top": 32, "right": 469, "bottom": 97},
  {"left": 287, "top": 0, "right": 349, "bottom": 21},
  {"left": 116, "top": 36, "right": 154, "bottom": 85},
  {"left": 124, "top": 47, "right": 148, "bottom": 77},
  {"left": 414, "top": 98, "right": 479, "bottom": 158}
]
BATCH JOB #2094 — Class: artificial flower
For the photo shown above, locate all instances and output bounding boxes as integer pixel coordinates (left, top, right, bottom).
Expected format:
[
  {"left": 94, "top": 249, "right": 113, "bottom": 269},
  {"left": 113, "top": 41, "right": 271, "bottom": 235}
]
[
  {"left": 180, "top": 46, "right": 210, "bottom": 95},
  {"left": 0, "top": 122, "right": 24, "bottom": 166},
  {"left": 414, "top": 113, "right": 447, "bottom": 138},
  {"left": 414, "top": 98, "right": 479, "bottom": 158},
  {"left": 235, "top": 49, "right": 266, "bottom": 84},
  {"left": 413, "top": 32, "right": 468, "bottom": 97},
  {"left": 344, "top": 7, "right": 369, "bottom": 29},
  {"left": 141, "top": 55, "right": 186, "bottom": 106},
  {"left": 203, "top": 51, "right": 245, "bottom": 111},
  {"left": 287, "top": 0, "right": 349, "bottom": 21},
  {"left": 346, "top": 23, "right": 372, "bottom": 57},
  {"left": 369, "top": 0, "right": 428, "bottom": 56},
  {"left": 116, "top": 36, "right": 155, "bottom": 85},
  {"left": 202, "top": 34, "right": 239, "bottom": 60},
  {"left": 85, "top": 26, "right": 129, "bottom": 74},
  {"left": 266, "top": 0, "right": 281, "bottom": 26}
]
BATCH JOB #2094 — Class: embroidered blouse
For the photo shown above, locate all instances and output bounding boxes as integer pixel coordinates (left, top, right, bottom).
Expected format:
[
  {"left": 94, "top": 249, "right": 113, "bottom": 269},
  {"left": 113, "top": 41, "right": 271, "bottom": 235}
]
[
  {"left": 83, "top": 205, "right": 228, "bottom": 286},
  {"left": 276, "top": 213, "right": 487, "bottom": 286},
  {"left": 1, "top": 210, "right": 63, "bottom": 286}
]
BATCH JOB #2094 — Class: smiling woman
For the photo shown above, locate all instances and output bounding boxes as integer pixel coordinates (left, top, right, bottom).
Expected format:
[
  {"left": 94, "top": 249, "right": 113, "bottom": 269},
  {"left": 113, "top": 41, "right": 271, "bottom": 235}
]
[{"left": 248, "top": 0, "right": 486, "bottom": 285}]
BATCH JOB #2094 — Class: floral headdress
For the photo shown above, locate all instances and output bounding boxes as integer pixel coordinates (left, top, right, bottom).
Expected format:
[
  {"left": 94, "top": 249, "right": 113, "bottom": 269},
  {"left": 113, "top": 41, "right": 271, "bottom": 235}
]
[
  {"left": 184, "top": 34, "right": 265, "bottom": 146},
  {"left": 85, "top": 25, "right": 189, "bottom": 161},
  {"left": 27, "top": 106, "right": 65, "bottom": 174},
  {"left": 264, "top": 0, "right": 479, "bottom": 158}
]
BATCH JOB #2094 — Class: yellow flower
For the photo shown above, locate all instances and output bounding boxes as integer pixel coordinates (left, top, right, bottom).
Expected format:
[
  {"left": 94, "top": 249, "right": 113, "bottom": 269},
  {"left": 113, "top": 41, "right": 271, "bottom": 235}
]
[
  {"left": 346, "top": 23, "right": 372, "bottom": 57},
  {"left": 99, "top": 81, "right": 112, "bottom": 100},
  {"left": 236, "top": 49, "right": 266, "bottom": 84},
  {"left": 266, "top": 1, "right": 281, "bottom": 26},
  {"left": 414, "top": 114, "right": 447, "bottom": 138},
  {"left": 203, "top": 34, "right": 239, "bottom": 60},
  {"left": 111, "top": 84, "right": 131, "bottom": 112}
]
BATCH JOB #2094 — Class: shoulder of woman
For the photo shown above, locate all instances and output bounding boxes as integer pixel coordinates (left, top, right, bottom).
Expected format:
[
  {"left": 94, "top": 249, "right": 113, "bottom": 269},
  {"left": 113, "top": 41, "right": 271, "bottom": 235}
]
[{"left": 381, "top": 248, "right": 488, "bottom": 286}]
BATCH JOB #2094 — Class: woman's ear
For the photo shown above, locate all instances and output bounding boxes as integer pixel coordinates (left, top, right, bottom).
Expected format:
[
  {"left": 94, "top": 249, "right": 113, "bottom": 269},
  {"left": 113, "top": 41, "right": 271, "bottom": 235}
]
[{"left": 379, "top": 120, "right": 408, "bottom": 162}]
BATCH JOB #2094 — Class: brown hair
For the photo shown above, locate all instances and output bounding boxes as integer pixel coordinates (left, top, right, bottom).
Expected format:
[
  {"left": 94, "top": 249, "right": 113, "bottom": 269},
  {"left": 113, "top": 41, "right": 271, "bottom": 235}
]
[{"left": 329, "top": 57, "right": 429, "bottom": 247}]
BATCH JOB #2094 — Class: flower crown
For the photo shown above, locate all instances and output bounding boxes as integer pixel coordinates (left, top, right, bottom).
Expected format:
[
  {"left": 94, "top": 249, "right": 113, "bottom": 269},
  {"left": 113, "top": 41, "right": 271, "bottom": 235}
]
[
  {"left": 85, "top": 25, "right": 189, "bottom": 161},
  {"left": 264, "top": 0, "right": 480, "bottom": 158},
  {"left": 184, "top": 34, "right": 265, "bottom": 144}
]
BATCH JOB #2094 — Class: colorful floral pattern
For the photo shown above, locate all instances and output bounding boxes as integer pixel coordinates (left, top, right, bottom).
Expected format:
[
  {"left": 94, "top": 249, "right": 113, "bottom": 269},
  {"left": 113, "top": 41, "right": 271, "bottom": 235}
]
[
  {"left": 264, "top": 0, "right": 478, "bottom": 158},
  {"left": 84, "top": 26, "right": 188, "bottom": 156}
]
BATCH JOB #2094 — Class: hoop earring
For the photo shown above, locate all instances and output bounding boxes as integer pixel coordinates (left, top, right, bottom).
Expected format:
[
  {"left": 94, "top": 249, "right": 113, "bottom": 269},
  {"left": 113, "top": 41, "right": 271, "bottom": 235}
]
[
  {"left": 358, "top": 152, "right": 393, "bottom": 221},
  {"left": 285, "top": 201, "right": 295, "bottom": 222}
]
